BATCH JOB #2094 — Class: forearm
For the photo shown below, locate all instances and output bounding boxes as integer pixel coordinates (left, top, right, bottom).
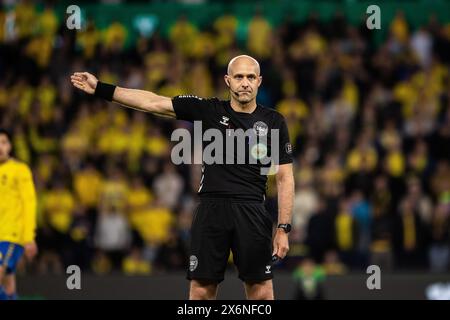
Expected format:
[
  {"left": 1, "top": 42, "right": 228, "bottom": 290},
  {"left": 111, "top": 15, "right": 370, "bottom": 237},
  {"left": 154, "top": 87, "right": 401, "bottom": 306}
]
[
  {"left": 272, "top": 168, "right": 294, "bottom": 259},
  {"left": 277, "top": 174, "right": 294, "bottom": 225}
]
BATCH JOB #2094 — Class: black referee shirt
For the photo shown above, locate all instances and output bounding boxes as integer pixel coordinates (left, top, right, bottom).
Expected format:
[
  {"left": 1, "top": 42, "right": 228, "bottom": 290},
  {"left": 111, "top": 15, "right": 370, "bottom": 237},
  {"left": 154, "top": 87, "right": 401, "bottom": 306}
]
[{"left": 172, "top": 95, "right": 293, "bottom": 202}]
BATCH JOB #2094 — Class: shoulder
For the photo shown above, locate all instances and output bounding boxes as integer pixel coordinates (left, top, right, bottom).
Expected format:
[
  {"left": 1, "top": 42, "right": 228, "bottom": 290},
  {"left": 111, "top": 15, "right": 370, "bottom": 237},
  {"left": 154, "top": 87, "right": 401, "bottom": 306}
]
[
  {"left": 258, "top": 105, "right": 286, "bottom": 123},
  {"left": 206, "top": 97, "right": 223, "bottom": 106},
  {"left": 172, "top": 95, "right": 222, "bottom": 110},
  {"left": 10, "top": 159, "right": 32, "bottom": 175}
]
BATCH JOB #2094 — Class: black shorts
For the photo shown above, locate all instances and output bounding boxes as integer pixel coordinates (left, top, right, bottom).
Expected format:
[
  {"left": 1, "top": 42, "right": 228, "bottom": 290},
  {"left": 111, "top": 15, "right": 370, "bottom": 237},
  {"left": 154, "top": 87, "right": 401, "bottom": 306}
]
[{"left": 187, "top": 198, "right": 274, "bottom": 283}]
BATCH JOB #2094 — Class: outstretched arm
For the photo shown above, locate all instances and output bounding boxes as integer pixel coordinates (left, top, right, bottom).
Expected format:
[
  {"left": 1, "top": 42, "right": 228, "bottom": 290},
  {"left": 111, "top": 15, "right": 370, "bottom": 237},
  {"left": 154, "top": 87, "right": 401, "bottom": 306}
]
[{"left": 70, "top": 72, "right": 175, "bottom": 118}]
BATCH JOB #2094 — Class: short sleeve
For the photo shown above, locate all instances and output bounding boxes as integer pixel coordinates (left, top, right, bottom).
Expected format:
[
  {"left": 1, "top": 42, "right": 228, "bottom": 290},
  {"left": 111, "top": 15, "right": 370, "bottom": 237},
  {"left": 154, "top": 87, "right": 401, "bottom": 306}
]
[
  {"left": 172, "top": 95, "right": 215, "bottom": 122},
  {"left": 274, "top": 114, "right": 293, "bottom": 165}
]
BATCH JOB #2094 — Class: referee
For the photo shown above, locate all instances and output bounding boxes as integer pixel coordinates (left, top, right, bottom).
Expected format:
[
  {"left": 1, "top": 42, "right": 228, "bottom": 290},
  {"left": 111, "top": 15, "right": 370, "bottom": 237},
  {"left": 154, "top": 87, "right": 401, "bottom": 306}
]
[{"left": 71, "top": 55, "right": 294, "bottom": 300}]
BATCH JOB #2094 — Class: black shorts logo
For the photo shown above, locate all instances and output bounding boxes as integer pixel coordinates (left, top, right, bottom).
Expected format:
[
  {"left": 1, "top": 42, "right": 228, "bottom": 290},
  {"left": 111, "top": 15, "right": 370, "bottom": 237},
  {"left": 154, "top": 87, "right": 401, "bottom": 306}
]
[{"left": 189, "top": 255, "right": 198, "bottom": 272}]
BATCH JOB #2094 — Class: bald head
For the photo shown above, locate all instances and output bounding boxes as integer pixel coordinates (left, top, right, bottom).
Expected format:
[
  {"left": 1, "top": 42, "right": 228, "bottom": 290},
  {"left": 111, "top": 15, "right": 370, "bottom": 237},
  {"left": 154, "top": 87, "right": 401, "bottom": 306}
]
[
  {"left": 224, "top": 55, "right": 262, "bottom": 107},
  {"left": 227, "top": 55, "right": 260, "bottom": 76}
]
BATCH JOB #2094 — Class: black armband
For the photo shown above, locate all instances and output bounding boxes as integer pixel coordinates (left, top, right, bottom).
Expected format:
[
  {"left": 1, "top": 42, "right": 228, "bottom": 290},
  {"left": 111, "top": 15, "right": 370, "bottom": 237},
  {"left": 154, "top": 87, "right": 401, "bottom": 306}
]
[{"left": 94, "top": 81, "right": 116, "bottom": 101}]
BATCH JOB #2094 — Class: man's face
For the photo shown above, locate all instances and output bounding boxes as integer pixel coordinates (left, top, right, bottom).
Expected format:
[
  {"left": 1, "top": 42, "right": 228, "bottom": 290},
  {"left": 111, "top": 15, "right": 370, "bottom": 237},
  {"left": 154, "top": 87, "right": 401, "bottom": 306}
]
[
  {"left": 0, "top": 134, "right": 11, "bottom": 161},
  {"left": 225, "top": 58, "right": 262, "bottom": 104}
]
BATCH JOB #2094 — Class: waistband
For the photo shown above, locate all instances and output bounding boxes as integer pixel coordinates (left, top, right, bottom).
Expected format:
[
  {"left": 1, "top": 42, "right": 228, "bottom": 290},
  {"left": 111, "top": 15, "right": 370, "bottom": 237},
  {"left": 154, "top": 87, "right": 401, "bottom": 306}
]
[{"left": 199, "top": 194, "right": 265, "bottom": 204}]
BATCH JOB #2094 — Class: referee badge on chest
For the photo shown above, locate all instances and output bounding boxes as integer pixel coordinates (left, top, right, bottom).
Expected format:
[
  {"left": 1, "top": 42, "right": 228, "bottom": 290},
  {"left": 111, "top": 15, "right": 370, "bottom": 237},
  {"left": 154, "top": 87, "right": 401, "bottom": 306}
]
[{"left": 253, "top": 121, "right": 268, "bottom": 137}]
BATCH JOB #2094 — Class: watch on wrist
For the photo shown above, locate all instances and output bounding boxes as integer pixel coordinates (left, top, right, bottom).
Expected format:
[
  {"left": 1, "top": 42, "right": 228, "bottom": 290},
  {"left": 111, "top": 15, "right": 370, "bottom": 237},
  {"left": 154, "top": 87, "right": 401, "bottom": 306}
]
[{"left": 277, "top": 223, "right": 291, "bottom": 233}]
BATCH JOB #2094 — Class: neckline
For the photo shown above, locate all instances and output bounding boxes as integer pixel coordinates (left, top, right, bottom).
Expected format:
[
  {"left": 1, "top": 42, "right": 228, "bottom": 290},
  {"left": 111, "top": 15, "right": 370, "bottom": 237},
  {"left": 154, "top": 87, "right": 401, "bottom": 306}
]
[{"left": 226, "top": 101, "right": 260, "bottom": 117}]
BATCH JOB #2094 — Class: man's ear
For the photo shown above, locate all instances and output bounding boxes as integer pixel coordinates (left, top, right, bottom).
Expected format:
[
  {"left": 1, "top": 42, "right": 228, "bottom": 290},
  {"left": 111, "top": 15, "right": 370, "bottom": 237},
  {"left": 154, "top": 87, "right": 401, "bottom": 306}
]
[
  {"left": 224, "top": 75, "right": 230, "bottom": 87},
  {"left": 258, "top": 76, "right": 263, "bottom": 87}
]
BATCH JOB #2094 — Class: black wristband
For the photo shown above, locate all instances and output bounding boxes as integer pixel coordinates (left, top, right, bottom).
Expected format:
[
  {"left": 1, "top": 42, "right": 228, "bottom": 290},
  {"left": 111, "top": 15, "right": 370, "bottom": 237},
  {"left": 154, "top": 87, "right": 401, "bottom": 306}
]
[{"left": 94, "top": 81, "right": 116, "bottom": 101}]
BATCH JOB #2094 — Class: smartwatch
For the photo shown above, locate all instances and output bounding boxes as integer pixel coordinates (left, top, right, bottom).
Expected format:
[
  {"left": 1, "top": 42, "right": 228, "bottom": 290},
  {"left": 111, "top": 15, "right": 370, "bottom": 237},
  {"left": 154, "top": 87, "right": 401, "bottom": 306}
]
[{"left": 277, "top": 223, "right": 291, "bottom": 233}]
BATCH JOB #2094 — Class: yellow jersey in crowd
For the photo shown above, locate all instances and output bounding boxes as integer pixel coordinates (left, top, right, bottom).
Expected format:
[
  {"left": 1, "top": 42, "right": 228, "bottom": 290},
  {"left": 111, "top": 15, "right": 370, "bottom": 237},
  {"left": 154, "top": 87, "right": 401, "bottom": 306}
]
[{"left": 0, "top": 158, "right": 37, "bottom": 245}]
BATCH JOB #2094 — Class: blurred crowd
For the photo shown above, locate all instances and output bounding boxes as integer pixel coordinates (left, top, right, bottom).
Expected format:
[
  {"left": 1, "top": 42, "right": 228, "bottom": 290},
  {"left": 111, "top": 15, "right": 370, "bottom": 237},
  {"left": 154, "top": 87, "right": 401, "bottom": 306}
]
[{"left": 1, "top": 1, "right": 450, "bottom": 276}]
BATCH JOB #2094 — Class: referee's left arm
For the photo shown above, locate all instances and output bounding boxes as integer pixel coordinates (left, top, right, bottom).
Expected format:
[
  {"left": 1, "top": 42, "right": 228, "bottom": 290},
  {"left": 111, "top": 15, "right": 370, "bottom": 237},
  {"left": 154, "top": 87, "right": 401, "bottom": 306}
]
[{"left": 273, "top": 163, "right": 294, "bottom": 259}]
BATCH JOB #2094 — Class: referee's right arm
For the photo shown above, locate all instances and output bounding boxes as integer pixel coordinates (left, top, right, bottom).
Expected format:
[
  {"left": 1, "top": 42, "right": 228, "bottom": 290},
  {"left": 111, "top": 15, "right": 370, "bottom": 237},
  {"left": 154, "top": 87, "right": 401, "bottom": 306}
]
[{"left": 70, "top": 72, "right": 176, "bottom": 118}]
